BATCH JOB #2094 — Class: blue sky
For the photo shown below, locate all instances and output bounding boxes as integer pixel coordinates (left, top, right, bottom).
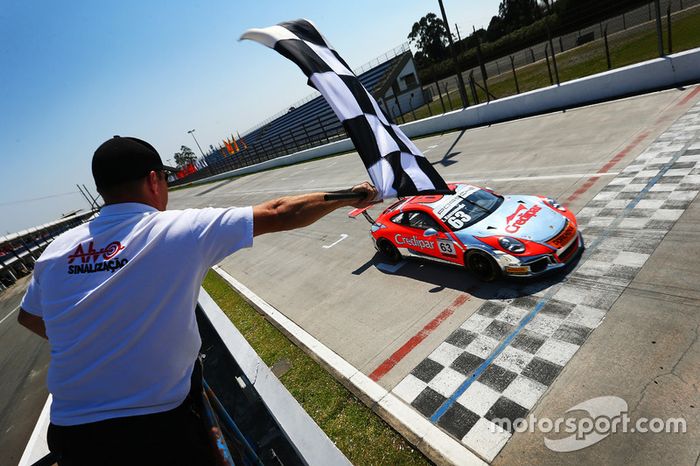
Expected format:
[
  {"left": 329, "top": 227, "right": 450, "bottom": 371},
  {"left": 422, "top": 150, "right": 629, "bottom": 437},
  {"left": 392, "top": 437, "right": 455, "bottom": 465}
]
[{"left": 0, "top": 0, "right": 501, "bottom": 234}]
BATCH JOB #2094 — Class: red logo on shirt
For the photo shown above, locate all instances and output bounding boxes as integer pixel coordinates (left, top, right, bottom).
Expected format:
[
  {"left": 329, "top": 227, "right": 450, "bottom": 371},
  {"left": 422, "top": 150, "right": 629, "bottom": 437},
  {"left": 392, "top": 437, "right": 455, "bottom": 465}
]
[
  {"left": 68, "top": 241, "right": 124, "bottom": 264},
  {"left": 67, "top": 241, "right": 129, "bottom": 275}
]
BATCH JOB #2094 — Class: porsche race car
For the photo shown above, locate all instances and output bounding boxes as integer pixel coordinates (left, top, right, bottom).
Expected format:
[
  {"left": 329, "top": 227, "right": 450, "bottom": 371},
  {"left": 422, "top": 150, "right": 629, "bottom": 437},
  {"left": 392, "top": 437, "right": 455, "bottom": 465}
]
[{"left": 350, "top": 183, "right": 583, "bottom": 281}]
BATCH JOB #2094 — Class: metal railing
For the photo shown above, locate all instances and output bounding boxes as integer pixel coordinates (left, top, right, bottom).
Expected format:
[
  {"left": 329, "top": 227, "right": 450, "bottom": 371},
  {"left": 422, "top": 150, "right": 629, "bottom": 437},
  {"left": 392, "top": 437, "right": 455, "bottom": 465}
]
[
  {"left": 171, "top": 45, "right": 412, "bottom": 186},
  {"left": 420, "top": 0, "right": 699, "bottom": 111},
  {"left": 1, "top": 211, "right": 96, "bottom": 290},
  {"left": 242, "top": 43, "right": 410, "bottom": 136},
  {"left": 398, "top": 0, "right": 700, "bottom": 123},
  {"left": 171, "top": 1, "right": 700, "bottom": 186}
]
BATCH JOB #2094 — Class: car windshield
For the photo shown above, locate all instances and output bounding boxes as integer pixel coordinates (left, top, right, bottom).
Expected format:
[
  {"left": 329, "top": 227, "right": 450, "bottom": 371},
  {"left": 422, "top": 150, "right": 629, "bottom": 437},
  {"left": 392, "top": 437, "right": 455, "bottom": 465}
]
[{"left": 438, "top": 187, "right": 503, "bottom": 231}]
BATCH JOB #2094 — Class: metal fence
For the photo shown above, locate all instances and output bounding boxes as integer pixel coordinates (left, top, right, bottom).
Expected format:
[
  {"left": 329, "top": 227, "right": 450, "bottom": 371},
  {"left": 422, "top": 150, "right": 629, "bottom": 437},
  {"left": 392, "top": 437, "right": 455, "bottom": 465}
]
[
  {"left": 412, "top": 0, "right": 700, "bottom": 120},
  {"left": 241, "top": 43, "right": 410, "bottom": 136},
  {"left": 175, "top": 116, "right": 350, "bottom": 185},
  {"left": 171, "top": 44, "right": 411, "bottom": 186},
  {"left": 172, "top": 1, "right": 700, "bottom": 186}
]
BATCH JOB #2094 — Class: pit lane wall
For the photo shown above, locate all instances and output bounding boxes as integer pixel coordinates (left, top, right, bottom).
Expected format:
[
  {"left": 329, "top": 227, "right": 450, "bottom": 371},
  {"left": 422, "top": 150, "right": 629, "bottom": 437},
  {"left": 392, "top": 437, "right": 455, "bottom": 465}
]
[{"left": 188, "top": 47, "right": 700, "bottom": 187}]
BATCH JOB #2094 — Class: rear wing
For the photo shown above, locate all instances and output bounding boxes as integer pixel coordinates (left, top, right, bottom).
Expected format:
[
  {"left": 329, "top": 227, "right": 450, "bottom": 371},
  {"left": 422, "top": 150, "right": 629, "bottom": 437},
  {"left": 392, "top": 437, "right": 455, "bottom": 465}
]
[{"left": 348, "top": 206, "right": 375, "bottom": 224}]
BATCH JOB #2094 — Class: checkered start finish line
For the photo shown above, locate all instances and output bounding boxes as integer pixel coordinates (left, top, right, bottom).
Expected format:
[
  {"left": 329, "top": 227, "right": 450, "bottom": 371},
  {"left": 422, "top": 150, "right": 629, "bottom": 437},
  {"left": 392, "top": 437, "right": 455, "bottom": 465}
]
[
  {"left": 391, "top": 102, "right": 700, "bottom": 462},
  {"left": 240, "top": 19, "right": 450, "bottom": 199}
]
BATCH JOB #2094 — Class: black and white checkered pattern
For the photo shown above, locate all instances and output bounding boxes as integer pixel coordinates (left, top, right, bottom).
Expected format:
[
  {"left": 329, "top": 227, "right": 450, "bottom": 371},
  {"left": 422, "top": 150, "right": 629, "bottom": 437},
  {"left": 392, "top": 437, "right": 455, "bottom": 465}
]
[
  {"left": 392, "top": 101, "right": 700, "bottom": 462},
  {"left": 241, "top": 19, "right": 450, "bottom": 199}
]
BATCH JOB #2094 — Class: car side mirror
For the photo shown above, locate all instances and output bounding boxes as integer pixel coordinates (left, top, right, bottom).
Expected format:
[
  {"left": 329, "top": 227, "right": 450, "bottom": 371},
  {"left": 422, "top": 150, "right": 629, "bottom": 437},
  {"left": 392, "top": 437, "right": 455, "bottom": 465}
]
[{"left": 424, "top": 228, "right": 438, "bottom": 237}]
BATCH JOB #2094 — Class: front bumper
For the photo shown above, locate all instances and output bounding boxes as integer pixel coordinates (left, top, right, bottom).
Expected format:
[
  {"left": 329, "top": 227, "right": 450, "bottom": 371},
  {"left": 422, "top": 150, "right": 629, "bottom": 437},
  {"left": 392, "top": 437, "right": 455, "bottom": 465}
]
[{"left": 500, "top": 232, "right": 584, "bottom": 278}]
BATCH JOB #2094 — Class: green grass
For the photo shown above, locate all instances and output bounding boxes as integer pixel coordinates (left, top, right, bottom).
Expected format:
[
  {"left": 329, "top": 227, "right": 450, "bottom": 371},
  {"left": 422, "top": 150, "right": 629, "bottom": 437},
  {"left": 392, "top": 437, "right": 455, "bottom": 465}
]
[
  {"left": 403, "top": 7, "right": 700, "bottom": 123},
  {"left": 202, "top": 271, "right": 431, "bottom": 466}
]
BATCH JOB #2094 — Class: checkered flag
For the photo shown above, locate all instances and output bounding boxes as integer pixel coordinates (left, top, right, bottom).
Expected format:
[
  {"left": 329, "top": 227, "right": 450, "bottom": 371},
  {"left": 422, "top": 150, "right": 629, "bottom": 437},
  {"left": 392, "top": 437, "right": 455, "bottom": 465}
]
[{"left": 241, "top": 19, "right": 451, "bottom": 200}]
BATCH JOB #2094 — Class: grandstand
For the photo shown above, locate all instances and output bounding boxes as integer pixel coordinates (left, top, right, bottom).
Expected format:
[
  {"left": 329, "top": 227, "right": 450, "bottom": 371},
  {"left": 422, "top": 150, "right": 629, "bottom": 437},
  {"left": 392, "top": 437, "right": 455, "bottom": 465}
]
[
  {"left": 0, "top": 210, "right": 95, "bottom": 290},
  {"left": 173, "top": 44, "right": 427, "bottom": 184}
]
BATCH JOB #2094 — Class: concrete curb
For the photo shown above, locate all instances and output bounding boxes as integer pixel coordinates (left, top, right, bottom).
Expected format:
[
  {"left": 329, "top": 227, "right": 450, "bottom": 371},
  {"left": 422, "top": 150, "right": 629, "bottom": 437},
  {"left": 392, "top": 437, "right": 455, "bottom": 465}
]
[
  {"left": 17, "top": 396, "right": 51, "bottom": 466},
  {"left": 197, "top": 287, "right": 352, "bottom": 466},
  {"left": 189, "top": 48, "right": 700, "bottom": 188},
  {"left": 212, "top": 265, "right": 488, "bottom": 466}
]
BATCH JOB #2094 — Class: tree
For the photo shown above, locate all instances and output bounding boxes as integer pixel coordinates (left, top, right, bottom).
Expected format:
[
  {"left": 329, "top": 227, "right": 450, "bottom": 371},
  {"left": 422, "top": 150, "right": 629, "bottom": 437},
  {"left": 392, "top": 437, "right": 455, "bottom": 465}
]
[
  {"left": 554, "top": 0, "right": 649, "bottom": 28},
  {"left": 407, "top": 13, "right": 448, "bottom": 63},
  {"left": 173, "top": 145, "right": 196, "bottom": 168},
  {"left": 485, "top": 0, "right": 546, "bottom": 42},
  {"left": 498, "top": 0, "right": 543, "bottom": 34},
  {"left": 486, "top": 16, "right": 506, "bottom": 42}
]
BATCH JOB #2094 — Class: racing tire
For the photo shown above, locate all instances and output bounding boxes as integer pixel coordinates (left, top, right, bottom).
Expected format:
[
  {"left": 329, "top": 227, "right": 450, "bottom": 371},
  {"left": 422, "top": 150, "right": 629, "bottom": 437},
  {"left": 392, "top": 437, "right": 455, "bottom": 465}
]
[
  {"left": 377, "top": 239, "right": 402, "bottom": 264},
  {"left": 465, "top": 250, "right": 502, "bottom": 282}
]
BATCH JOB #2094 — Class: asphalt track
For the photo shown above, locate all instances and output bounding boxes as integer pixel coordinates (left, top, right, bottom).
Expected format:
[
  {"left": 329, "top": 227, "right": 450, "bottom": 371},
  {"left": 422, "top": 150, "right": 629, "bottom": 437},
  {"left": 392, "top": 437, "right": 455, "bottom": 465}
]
[
  {"left": 170, "top": 86, "right": 700, "bottom": 465},
  {"left": 7, "top": 87, "right": 696, "bottom": 465},
  {"left": 0, "top": 276, "right": 50, "bottom": 466}
]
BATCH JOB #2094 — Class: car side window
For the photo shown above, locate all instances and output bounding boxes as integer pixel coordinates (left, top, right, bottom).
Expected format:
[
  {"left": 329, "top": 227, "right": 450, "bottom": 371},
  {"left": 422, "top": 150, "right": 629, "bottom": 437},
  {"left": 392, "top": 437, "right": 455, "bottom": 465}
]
[
  {"left": 406, "top": 211, "right": 441, "bottom": 231},
  {"left": 391, "top": 212, "right": 406, "bottom": 225}
]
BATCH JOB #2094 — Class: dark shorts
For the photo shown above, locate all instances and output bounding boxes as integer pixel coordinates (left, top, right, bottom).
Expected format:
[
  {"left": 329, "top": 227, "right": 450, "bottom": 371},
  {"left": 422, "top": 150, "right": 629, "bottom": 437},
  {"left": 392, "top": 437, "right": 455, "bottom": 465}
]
[{"left": 47, "top": 364, "right": 216, "bottom": 466}]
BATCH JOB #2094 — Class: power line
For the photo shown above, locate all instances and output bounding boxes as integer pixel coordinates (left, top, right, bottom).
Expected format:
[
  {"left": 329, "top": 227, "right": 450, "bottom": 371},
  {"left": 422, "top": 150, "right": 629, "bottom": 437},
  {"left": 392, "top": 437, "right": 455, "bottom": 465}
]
[{"left": 0, "top": 191, "right": 79, "bottom": 207}]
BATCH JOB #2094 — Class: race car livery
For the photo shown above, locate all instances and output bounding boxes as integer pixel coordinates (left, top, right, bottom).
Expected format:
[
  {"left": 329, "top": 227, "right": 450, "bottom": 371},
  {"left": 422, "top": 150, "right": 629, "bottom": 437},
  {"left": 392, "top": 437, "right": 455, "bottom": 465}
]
[{"left": 351, "top": 183, "right": 583, "bottom": 280}]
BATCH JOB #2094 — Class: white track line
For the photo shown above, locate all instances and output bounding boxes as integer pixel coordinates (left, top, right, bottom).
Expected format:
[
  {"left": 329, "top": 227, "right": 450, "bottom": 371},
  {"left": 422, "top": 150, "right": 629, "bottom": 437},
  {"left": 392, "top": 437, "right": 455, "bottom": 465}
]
[
  {"left": 0, "top": 306, "right": 20, "bottom": 326},
  {"left": 322, "top": 234, "right": 349, "bottom": 249},
  {"left": 470, "top": 172, "right": 619, "bottom": 183},
  {"left": 212, "top": 265, "right": 486, "bottom": 466}
]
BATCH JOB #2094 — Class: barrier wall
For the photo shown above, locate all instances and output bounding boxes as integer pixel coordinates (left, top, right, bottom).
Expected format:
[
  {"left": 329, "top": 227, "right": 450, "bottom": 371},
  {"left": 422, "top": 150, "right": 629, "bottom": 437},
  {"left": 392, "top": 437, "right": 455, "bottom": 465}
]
[
  {"left": 401, "top": 48, "right": 700, "bottom": 138},
  {"left": 19, "top": 288, "right": 350, "bottom": 466},
  {"left": 188, "top": 47, "right": 700, "bottom": 188}
]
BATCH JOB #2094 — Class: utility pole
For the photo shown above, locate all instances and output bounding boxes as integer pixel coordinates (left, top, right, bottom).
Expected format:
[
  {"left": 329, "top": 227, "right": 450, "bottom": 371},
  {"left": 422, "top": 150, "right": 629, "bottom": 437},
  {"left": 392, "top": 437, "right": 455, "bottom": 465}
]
[
  {"left": 437, "top": 0, "right": 469, "bottom": 108},
  {"left": 654, "top": 0, "right": 664, "bottom": 57},
  {"left": 473, "top": 26, "right": 491, "bottom": 100},
  {"left": 546, "top": 23, "right": 560, "bottom": 85},
  {"left": 187, "top": 129, "right": 206, "bottom": 158}
]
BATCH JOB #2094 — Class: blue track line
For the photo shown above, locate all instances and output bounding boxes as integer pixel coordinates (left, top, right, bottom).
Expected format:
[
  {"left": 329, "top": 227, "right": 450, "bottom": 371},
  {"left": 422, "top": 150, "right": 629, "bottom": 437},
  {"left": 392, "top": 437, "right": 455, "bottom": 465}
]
[
  {"left": 431, "top": 139, "right": 694, "bottom": 424},
  {"left": 430, "top": 291, "right": 554, "bottom": 422}
]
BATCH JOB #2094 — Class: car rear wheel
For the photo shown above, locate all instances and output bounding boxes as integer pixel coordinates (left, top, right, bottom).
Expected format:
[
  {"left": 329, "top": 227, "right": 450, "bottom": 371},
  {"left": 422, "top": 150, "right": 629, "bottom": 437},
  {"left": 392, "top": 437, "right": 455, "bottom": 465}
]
[
  {"left": 377, "top": 239, "right": 402, "bottom": 263},
  {"left": 466, "top": 250, "right": 501, "bottom": 282}
]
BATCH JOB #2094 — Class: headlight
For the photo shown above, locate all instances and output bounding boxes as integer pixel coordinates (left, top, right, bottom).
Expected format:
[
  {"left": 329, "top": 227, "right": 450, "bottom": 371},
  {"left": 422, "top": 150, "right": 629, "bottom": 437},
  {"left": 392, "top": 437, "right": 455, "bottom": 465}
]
[
  {"left": 370, "top": 223, "right": 386, "bottom": 233},
  {"left": 499, "top": 236, "right": 526, "bottom": 253},
  {"left": 546, "top": 198, "right": 566, "bottom": 212}
]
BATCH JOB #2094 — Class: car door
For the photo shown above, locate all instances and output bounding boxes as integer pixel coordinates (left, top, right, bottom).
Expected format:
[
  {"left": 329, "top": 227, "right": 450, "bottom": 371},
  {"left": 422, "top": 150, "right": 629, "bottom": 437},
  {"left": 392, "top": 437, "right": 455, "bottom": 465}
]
[
  {"left": 420, "top": 211, "right": 463, "bottom": 264},
  {"left": 398, "top": 210, "right": 461, "bottom": 263}
]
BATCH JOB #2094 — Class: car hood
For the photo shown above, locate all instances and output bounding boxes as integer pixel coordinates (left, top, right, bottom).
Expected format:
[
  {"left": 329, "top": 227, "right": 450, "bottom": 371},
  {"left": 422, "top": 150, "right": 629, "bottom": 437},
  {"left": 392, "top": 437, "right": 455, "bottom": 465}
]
[{"left": 460, "top": 195, "right": 566, "bottom": 242}]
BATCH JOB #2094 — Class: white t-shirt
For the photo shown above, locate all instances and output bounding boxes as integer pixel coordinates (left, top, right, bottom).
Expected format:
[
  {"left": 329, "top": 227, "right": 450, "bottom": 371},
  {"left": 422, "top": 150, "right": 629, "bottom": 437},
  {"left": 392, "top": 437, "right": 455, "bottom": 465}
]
[{"left": 21, "top": 202, "right": 254, "bottom": 426}]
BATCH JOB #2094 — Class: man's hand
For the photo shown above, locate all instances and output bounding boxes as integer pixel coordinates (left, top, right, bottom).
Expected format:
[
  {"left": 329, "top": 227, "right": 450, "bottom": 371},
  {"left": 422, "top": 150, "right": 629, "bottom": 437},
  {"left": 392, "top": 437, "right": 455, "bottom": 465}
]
[
  {"left": 349, "top": 181, "right": 380, "bottom": 209},
  {"left": 253, "top": 181, "right": 380, "bottom": 236}
]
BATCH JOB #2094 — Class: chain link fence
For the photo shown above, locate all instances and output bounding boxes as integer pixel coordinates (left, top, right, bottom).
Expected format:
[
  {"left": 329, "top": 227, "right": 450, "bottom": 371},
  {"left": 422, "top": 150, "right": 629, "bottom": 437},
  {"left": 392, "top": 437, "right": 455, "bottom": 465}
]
[
  {"left": 404, "top": 0, "right": 700, "bottom": 122},
  {"left": 172, "top": 1, "right": 700, "bottom": 185}
]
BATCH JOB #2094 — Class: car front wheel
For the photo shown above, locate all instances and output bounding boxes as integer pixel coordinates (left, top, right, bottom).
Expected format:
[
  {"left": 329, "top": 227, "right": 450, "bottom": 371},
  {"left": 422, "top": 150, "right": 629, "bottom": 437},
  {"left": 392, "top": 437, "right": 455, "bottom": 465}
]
[{"left": 465, "top": 250, "right": 502, "bottom": 282}]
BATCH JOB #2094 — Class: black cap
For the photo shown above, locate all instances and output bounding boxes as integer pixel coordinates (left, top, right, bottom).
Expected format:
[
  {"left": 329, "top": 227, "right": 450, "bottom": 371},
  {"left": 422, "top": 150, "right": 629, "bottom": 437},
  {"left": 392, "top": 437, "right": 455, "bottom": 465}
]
[{"left": 92, "top": 136, "right": 178, "bottom": 190}]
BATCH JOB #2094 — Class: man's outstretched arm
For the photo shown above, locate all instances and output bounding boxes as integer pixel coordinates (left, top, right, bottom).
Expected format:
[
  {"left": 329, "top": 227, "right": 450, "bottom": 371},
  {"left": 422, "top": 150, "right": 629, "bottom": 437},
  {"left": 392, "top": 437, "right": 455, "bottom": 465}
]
[
  {"left": 17, "top": 309, "right": 48, "bottom": 339},
  {"left": 253, "top": 182, "right": 378, "bottom": 236}
]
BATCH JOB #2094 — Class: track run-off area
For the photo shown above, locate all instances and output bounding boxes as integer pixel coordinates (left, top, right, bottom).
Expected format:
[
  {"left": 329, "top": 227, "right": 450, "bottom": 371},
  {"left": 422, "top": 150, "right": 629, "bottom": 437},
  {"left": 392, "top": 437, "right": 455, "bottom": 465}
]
[{"left": 169, "top": 86, "right": 700, "bottom": 465}]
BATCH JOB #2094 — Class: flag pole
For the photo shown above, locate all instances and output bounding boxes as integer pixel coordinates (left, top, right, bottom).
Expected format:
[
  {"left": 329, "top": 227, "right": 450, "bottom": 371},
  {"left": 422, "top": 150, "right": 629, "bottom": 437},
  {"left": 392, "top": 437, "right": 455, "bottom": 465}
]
[
  {"left": 324, "top": 189, "right": 455, "bottom": 201},
  {"left": 324, "top": 191, "right": 365, "bottom": 201}
]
